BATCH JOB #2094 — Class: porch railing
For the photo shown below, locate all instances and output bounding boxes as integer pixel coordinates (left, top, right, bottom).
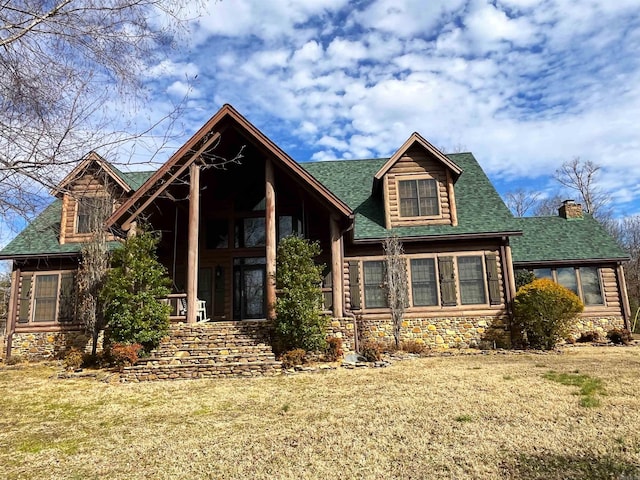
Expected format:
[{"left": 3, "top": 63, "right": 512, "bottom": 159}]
[{"left": 161, "top": 293, "right": 187, "bottom": 323}]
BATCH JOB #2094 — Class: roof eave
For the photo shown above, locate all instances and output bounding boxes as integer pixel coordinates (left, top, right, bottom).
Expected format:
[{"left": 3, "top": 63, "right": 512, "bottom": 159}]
[
  {"left": 513, "top": 256, "right": 629, "bottom": 266},
  {"left": 353, "top": 230, "right": 523, "bottom": 244}
]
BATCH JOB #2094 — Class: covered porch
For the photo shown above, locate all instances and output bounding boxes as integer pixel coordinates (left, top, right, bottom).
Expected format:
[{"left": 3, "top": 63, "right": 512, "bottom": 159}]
[{"left": 108, "top": 106, "right": 351, "bottom": 324}]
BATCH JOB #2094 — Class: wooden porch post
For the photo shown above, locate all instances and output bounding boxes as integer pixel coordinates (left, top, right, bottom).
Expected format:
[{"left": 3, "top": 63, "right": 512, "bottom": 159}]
[
  {"left": 617, "top": 264, "right": 632, "bottom": 330},
  {"left": 186, "top": 163, "right": 200, "bottom": 324},
  {"left": 265, "top": 159, "right": 277, "bottom": 321},
  {"left": 330, "top": 217, "right": 344, "bottom": 317},
  {"left": 504, "top": 244, "right": 517, "bottom": 300}
]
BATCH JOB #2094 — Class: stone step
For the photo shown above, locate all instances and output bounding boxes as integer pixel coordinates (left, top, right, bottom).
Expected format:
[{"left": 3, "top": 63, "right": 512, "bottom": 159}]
[
  {"left": 159, "top": 337, "right": 272, "bottom": 348},
  {"left": 153, "top": 344, "right": 274, "bottom": 356},
  {"left": 141, "top": 352, "right": 277, "bottom": 366}
]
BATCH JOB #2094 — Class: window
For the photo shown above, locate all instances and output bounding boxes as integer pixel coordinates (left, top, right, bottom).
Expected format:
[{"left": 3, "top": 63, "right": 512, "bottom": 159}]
[
  {"left": 399, "top": 178, "right": 439, "bottom": 217},
  {"left": 32, "top": 274, "right": 59, "bottom": 322},
  {"left": 457, "top": 256, "right": 487, "bottom": 305},
  {"left": 76, "top": 197, "right": 99, "bottom": 233},
  {"left": 235, "top": 218, "right": 266, "bottom": 248},
  {"left": 580, "top": 267, "right": 604, "bottom": 305},
  {"left": 525, "top": 267, "right": 604, "bottom": 306},
  {"left": 206, "top": 219, "right": 229, "bottom": 249},
  {"left": 410, "top": 258, "right": 438, "bottom": 306},
  {"left": 556, "top": 268, "right": 578, "bottom": 295},
  {"left": 278, "top": 215, "right": 302, "bottom": 242},
  {"left": 363, "top": 260, "right": 387, "bottom": 308}
]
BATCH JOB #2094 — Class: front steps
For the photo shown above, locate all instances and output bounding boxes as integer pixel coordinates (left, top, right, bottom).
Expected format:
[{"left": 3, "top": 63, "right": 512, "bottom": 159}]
[{"left": 121, "top": 321, "right": 282, "bottom": 382}]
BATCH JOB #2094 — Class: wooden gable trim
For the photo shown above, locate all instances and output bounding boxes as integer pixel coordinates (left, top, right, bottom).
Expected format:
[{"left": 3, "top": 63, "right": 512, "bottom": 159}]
[
  {"left": 107, "top": 104, "right": 352, "bottom": 230},
  {"left": 53, "top": 151, "right": 131, "bottom": 196},
  {"left": 374, "top": 132, "right": 463, "bottom": 181}
]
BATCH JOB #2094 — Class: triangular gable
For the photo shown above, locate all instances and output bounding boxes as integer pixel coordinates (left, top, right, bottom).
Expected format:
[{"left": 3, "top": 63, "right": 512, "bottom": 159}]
[
  {"left": 107, "top": 104, "right": 353, "bottom": 231},
  {"left": 53, "top": 151, "right": 132, "bottom": 196},
  {"left": 374, "top": 132, "right": 463, "bottom": 181}
]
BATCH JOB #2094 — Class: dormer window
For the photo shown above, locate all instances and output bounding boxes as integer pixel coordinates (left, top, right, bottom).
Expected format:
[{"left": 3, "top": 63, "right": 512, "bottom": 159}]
[
  {"left": 399, "top": 178, "right": 439, "bottom": 217},
  {"left": 76, "top": 197, "right": 100, "bottom": 234}
]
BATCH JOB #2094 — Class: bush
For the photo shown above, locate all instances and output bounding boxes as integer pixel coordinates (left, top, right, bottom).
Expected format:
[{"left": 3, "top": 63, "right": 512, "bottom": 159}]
[
  {"left": 607, "top": 328, "right": 632, "bottom": 345},
  {"left": 401, "top": 339, "right": 427, "bottom": 355},
  {"left": 359, "top": 340, "right": 383, "bottom": 362},
  {"left": 513, "top": 278, "right": 584, "bottom": 350},
  {"left": 280, "top": 348, "right": 307, "bottom": 368},
  {"left": 274, "top": 236, "right": 327, "bottom": 353},
  {"left": 101, "top": 230, "right": 171, "bottom": 353},
  {"left": 106, "top": 343, "right": 142, "bottom": 369},
  {"left": 325, "top": 337, "right": 343, "bottom": 362},
  {"left": 63, "top": 348, "right": 84, "bottom": 371},
  {"left": 515, "top": 269, "right": 536, "bottom": 291}
]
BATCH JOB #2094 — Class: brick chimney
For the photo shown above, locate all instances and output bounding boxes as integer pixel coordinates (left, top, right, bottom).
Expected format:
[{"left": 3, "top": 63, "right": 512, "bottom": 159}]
[{"left": 558, "top": 199, "right": 583, "bottom": 219}]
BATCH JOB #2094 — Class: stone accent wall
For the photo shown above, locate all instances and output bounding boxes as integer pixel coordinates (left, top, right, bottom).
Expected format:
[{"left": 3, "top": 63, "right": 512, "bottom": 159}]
[
  {"left": 9, "top": 330, "right": 103, "bottom": 360},
  {"left": 573, "top": 316, "right": 625, "bottom": 336},
  {"left": 328, "top": 315, "right": 510, "bottom": 351}
]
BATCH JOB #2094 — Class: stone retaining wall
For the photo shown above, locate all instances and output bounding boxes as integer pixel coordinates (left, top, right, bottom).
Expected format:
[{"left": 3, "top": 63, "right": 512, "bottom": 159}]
[
  {"left": 121, "top": 361, "right": 282, "bottom": 382},
  {"left": 8, "top": 330, "right": 103, "bottom": 360}
]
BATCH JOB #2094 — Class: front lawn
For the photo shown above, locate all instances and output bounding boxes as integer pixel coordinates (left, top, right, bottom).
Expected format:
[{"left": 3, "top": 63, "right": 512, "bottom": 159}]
[{"left": 1, "top": 346, "right": 639, "bottom": 479}]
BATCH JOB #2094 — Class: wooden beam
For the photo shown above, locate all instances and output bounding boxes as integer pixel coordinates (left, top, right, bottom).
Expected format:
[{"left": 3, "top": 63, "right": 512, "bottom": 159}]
[
  {"left": 617, "top": 264, "right": 632, "bottom": 329},
  {"left": 121, "top": 132, "right": 220, "bottom": 231},
  {"left": 330, "top": 217, "right": 344, "bottom": 317},
  {"left": 446, "top": 170, "right": 458, "bottom": 227},
  {"left": 186, "top": 164, "right": 200, "bottom": 324},
  {"left": 265, "top": 159, "right": 277, "bottom": 321},
  {"left": 504, "top": 245, "right": 517, "bottom": 299}
]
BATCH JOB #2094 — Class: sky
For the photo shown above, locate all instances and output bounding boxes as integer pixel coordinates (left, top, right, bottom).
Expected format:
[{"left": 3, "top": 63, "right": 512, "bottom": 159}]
[{"left": 2, "top": 0, "right": 640, "bottom": 261}]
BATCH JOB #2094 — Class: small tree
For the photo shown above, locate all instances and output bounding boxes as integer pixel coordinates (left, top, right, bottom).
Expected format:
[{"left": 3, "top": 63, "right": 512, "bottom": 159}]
[
  {"left": 383, "top": 235, "right": 408, "bottom": 349},
  {"left": 100, "top": 229, "right": 171, "bottom": 353},
  {"left": 274, "top": 236, "right": 327, "bottom": 353},
  {"left": 513, "top": 278, "right": 584, "bottom": 350},
  {"left": 77, "top": 194, "right": 112, "bottom": 356},
  {"left": 515, "top": 270, "right": 536, "bottom": 291}
]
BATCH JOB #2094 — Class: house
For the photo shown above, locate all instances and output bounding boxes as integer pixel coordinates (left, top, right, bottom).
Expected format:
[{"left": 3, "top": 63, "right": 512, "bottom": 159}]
[{"left": 0, "top": 104, "right": 631, "bottom": 360}]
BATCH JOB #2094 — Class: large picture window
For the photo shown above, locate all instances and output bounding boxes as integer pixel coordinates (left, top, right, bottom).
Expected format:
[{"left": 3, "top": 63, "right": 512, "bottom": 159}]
[
  {"left": 518, "top": 266, "right": 604, "bottom": 306},
  {"left": 398, "top": 178, "right": 439, "bottom": 217},
  {"left": 363, "top": 260, "right": 387, "bottom": 308},
  {"left": 410, "top": 258, "right": 438, "bottom": 306}
]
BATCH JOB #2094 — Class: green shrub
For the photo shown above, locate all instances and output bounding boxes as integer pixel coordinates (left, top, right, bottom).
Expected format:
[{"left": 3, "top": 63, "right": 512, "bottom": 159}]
[
  {"left": 515, "top": 269, "right": 536, "bottom": 290},
  {"left": 274, "top": 236, "right": 327, "bottom": 353},
  {"left": 513, "top": 278, "right": 584, "bottom": 350},
  {"left": 607, "top": 328, "right": 632, "bottom": 345},
  {"left": 101, "top": 230, "right": 171, "bottom": 353},
  {"left": 359, "top": 340, "right": 383, "bottom": 362},
  {"left": 63, "top": 348, "right": 84, "bottom": 371},
  {"left": 106, "top": 343, "right": 142, "bottom": 369},
  {"left": 280, "top": 348, "right": 307, "bottom": 368},
  {"left": 325, "top": 337, "right": 343, "bottom": 362}
]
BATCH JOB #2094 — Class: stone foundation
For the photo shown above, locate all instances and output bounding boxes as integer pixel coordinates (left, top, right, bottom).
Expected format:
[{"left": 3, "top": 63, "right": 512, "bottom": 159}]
[
  {"left": 8, "top": 330, "right": 103, "bottom": 361},
  {"left": 573, "top": 316, "right": 625, "bottom": 337},
  {"left": 328, "top": 315, "right": 510, "bottom": 350}
]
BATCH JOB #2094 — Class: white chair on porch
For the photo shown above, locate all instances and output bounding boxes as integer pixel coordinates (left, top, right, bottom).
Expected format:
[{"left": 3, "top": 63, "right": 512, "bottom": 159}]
[{"left": 179, "top": 298, "right": 209, "bottom": 322}]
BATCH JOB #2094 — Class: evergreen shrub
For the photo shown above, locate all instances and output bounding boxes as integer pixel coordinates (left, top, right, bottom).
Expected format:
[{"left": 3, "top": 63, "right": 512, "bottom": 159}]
[{"left": 513, "top": 278, "right": 584, "bottom": 350}]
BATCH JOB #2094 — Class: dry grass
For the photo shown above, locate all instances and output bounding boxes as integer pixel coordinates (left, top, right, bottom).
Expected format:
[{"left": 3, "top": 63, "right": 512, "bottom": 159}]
[{"left": 1, "top": 346, "right": 640, "bottom": 479}]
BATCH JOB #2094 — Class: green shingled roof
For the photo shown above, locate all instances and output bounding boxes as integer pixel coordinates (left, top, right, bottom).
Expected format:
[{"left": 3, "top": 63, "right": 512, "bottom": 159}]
[
  {"left": 0, "top": 171, "right": 154, "bottom": 258},
  {"left": 510, "top": 215, "right": 627, "bottom": 263},
  {"left": 301, "top": 153, "right": 521, "bottom": 240}
]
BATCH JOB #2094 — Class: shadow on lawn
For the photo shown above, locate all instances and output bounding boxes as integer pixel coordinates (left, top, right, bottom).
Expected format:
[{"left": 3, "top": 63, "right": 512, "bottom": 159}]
[{"left": 503, "top": 453, "right": 640, "bottom": 479}]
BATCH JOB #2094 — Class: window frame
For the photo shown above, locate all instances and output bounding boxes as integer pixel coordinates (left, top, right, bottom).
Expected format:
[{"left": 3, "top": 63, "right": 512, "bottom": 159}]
[
  {"left": 521, "top": 266, "right": 605, "bottom": 306},
  {"left": 354, "top": 251, "right": 499, "bottom": 311},
  {"left": 362, "top": 260, "right": 388, "bottom": 309},
  {"left": 18, "top": 270, "right": 78, "bottom": 327},
  {"left": 74, "top": 195, "right": 112, "bottom": 235},
  {"left": 396, "top": 175, "right": 441, "bottom": 219},
  {"left": 456, "top": 255, "right": 489, "bottom": 306}
]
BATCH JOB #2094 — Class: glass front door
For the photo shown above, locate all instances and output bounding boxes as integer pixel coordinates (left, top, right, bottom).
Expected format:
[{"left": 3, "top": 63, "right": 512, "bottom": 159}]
[{"left": 233, "top": 258, "right": 266, "bottom": 319}]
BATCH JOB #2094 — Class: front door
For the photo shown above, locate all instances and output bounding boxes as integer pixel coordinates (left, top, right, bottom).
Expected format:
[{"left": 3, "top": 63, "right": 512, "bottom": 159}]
[{"left": 233, "top": 257, "right": 266, "bottom": 319}]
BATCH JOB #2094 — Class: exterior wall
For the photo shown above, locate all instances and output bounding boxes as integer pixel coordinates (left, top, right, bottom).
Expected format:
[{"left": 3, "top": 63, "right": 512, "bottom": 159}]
[
  {"left": 8, "top": 330, "right": 103, "bottom": 360},
  {"left": 385, "top": 147, "right": 454, "bottom": 228},
  {"left": 329, "top": 315, "right": 510, "bottom": 351},
  {"left": 573, "top": 316, "right": 624, "bottom": 337}
]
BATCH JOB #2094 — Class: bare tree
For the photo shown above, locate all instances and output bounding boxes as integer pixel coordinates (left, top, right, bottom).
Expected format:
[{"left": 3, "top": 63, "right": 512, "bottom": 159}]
[
  {"left": 505, "top": 188, "right": 542, "bottom": 217},
  {"left": 618, "top": 215, "right": 640, "bottom": 323},
  {"left": 532, "top": 194, "right": 565, "bottom": 216},
  {"left": 0, "top": 1, "right": 204, "bottom": 222},
  {"left": 383, "top": 235, "right": 408, "bottom": 349},
  {"left": 554, "top": 158, "right": 610, "bottom": 218}
]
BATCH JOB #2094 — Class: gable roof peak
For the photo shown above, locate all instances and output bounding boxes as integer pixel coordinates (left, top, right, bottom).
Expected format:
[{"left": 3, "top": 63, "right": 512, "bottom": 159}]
[
  {"left": 374, "top": 132, "right": 463, "bottom": 180},
  {"left": 52, "top": 150, "right": 132, "bottom": 197}
]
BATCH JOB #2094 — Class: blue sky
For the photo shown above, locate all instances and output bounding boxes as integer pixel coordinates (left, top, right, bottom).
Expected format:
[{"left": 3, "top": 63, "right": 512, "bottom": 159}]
[{"left": 2, "top": 0, "right": 640, "bottom": 258}]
